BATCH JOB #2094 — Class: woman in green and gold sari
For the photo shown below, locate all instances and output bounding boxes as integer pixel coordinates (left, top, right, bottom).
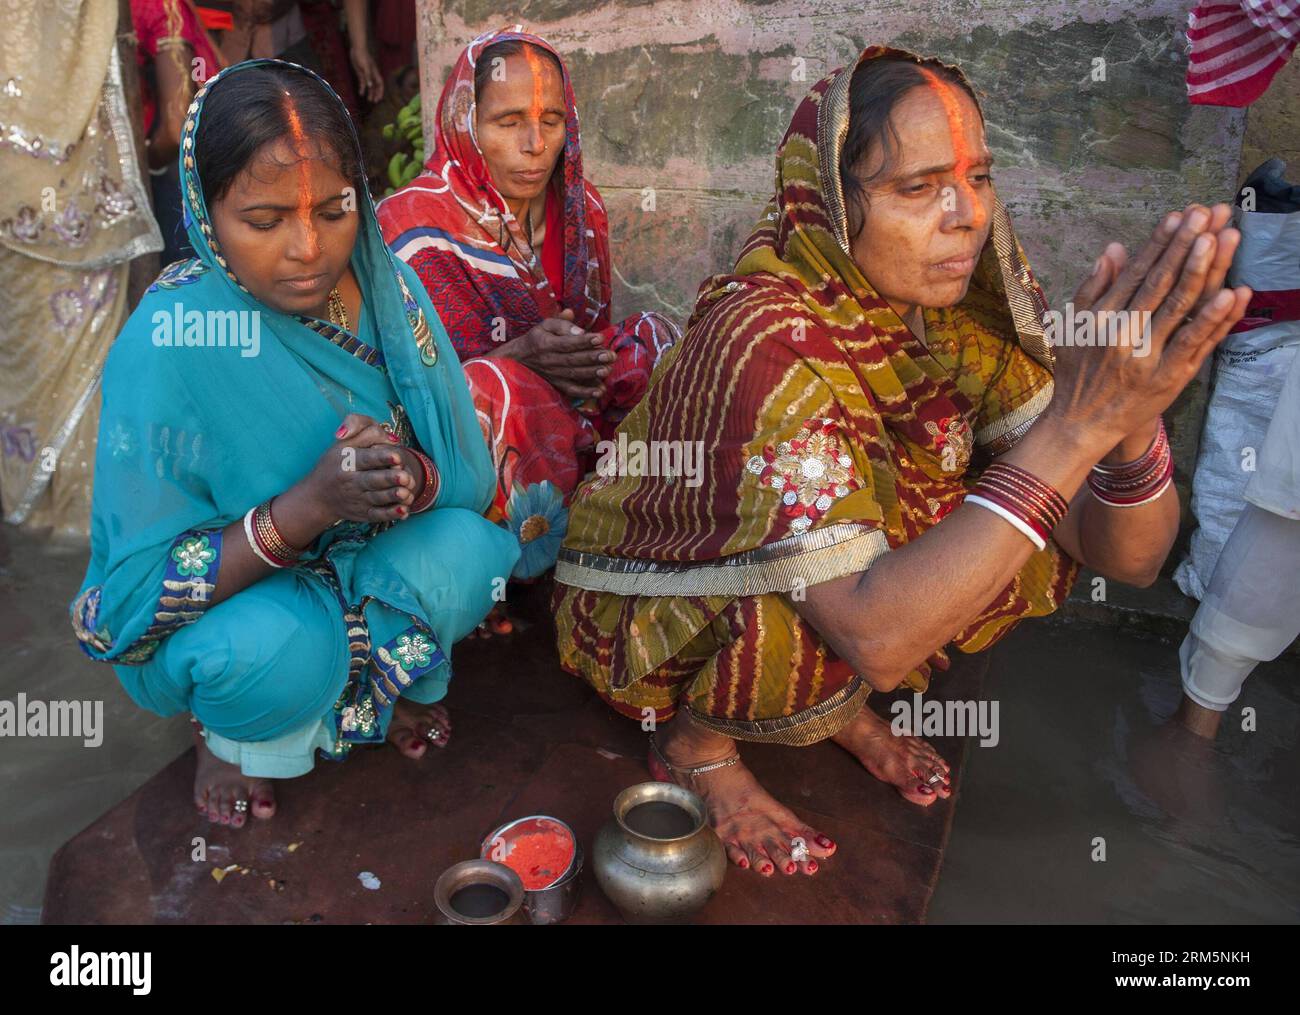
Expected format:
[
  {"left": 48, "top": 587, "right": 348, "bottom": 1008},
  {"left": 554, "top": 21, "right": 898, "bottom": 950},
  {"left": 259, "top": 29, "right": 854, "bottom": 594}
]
[{"left": 553, "top": 46, "right": 1250, "bottom": 877}]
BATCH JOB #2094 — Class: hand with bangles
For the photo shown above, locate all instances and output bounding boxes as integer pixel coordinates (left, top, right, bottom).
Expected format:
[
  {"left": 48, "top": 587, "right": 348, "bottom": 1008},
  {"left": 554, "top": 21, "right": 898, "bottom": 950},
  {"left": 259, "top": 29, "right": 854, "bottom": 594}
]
[
  {"left": 289, "top": 412, "right": 429, "bottom": 527},
  {"left": 486, "top": 306, "right": 613, "bottom": 402}
]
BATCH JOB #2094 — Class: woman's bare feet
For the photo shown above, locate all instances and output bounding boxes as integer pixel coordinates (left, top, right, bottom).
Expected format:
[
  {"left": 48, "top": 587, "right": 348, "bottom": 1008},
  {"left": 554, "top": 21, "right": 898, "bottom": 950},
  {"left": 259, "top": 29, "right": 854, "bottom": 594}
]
[
  {"left": 192, "top": 725, "right": 277, "bottom": 828},
  {"left": 650, "top": 715, "right": 836, "bottom": 877},
  {"left": 831, "top": 705, "right": 952, "bottom": 806},
  {"left": 386, "top": 697, "right": 453, "bottom": 759}
]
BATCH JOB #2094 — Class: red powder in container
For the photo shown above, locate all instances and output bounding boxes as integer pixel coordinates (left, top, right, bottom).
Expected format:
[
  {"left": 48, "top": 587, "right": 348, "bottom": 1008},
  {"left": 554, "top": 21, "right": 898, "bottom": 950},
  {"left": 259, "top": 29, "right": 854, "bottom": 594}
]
[{"left": 501, "top": 831, "right": 575, "bottom": 890}]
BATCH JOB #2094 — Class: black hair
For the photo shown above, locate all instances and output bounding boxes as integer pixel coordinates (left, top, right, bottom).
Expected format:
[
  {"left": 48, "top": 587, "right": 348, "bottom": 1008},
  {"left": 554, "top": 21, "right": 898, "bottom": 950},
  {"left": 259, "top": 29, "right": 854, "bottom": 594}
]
[
  {"left": 473, "top": 39, "right": 565, "bottom": 103},
  {"left": 839, "top": 56, "right": 982, "bottom": 240},
  {"left": 194, "top": 64, "right": 366, "bottom": 206}
]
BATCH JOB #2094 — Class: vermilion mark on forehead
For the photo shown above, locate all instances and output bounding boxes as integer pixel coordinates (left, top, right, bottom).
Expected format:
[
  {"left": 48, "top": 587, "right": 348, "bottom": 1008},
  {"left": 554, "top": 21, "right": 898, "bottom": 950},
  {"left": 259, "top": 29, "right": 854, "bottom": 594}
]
[
  {"left": 522, "top": 45, "right": 548, "bottom": 121},
  {"left": 282, "top": 95, "right": 320, "bottom": 252},
  {"left": 917, "top": 68, "right": 986, "bottom": 228}
]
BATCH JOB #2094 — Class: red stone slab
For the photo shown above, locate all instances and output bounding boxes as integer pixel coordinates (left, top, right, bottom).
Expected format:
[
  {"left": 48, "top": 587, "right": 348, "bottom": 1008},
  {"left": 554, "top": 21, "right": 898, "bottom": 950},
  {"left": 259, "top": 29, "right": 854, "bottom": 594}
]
[{"left": 43, "top": 710, "right": 551, "bottom": 924}]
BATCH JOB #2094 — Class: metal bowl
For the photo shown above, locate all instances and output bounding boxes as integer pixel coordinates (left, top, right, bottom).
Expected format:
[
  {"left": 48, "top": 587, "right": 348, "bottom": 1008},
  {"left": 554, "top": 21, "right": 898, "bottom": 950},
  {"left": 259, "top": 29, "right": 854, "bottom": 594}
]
[
  {"left": 433, "top": 860, "right": 526, "bottom": 925},
  {"left": 481, "top": 815, "right": 582, "bottom": 925}
]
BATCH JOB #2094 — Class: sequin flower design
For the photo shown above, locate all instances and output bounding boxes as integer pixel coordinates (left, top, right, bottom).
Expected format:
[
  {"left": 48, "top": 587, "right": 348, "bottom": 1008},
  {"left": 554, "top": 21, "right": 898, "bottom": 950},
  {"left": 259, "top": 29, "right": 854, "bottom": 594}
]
[
  {"left": 746, "top": 417, "right": 860, "bottom": 535},
  {"left": 925, "top": 414, "right": 973, "bottom": 473},
  {"left": 392, "top": 632, "right": 434, "bottom": 669},
  {"left": 170, "top": 535, "right": 216, "bottom": 577}
]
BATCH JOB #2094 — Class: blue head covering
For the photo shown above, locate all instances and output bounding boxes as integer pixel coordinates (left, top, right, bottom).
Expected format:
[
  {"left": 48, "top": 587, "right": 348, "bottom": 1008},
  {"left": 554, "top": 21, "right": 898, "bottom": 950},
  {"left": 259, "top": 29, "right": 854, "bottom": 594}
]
[{"left": 72, "top": 60, "right": 499, "bottom": 666}]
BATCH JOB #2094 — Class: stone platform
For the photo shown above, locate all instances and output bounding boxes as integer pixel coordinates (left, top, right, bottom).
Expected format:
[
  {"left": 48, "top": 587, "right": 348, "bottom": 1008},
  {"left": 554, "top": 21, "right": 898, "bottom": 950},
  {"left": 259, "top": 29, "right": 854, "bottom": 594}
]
[{"left": 42, "top": 582, "right": 986, "bottom": 924}]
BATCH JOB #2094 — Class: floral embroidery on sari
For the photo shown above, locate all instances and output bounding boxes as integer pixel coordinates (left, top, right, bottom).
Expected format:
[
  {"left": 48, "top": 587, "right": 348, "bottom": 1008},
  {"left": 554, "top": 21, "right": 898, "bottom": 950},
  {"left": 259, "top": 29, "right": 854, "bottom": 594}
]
[
  {"left": 745, "top": 417, "right": 860, "bottom": 534},
  {"left": 72, "top": 527, "right": 223, "bottom": 664},
  {"left": 146, "top": 257, "right": 211, "bottom": 293},
  {"left": 925, "top": 414, "right": 974, "bottom": 473},
  {"left": 372, "top": 625, "right": 446, "bottom": 708}
]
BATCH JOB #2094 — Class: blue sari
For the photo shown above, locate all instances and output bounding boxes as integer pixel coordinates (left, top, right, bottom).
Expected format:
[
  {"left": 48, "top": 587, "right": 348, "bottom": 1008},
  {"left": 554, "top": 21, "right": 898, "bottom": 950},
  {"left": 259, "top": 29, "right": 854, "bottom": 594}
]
[{"left": 70, "top": 60, "right": 520, "bottom": 776}]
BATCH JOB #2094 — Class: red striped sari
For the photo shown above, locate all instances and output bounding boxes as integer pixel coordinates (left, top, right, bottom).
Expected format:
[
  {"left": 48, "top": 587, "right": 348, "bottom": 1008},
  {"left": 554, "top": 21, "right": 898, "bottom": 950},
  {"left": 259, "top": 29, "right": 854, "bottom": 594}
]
[{"left": 377, "top": 27, "right": 677, "bottom": 576}]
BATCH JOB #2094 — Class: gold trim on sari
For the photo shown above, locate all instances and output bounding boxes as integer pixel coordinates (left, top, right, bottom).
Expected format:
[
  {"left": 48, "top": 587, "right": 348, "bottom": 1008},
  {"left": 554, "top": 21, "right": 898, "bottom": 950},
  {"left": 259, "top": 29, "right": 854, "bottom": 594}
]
[{"left": 555, "top": 523, "right": 889, "bottom": 597}]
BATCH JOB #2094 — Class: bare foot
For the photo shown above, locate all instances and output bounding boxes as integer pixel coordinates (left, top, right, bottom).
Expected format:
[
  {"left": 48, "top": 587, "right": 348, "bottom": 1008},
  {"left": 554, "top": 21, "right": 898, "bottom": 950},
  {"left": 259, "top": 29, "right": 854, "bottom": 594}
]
[
  {"left": 468, "top": 604, "right": 514, "bottom": 640},
  {"left": 192, "top": 725, "right": 277, "bottom": 828},
  {"left": 386, "top": 697, "right": 452, "bottom": 759},
  {"left": 831, "top": 705, "right": 952, "bottom": 806},
  {"left": 650, "top": 716, "right": 836, "bottom": 877},
  {"left": 1129, "top": 711, "right": 1227, "bottom": 823}
]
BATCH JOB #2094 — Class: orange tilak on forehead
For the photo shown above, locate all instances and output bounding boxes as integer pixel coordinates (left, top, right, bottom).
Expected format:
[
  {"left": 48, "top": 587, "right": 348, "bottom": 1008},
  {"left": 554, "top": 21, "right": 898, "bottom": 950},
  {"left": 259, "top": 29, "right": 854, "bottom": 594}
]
[
  {"left": 282, "top": 95, "right": 319, "bottom": 251},
  {"left": 522, "top": 45, "right": 550, "bottom": 121},
  {"left": 917, "top": 68, "right": 985, "bottom": 228}
]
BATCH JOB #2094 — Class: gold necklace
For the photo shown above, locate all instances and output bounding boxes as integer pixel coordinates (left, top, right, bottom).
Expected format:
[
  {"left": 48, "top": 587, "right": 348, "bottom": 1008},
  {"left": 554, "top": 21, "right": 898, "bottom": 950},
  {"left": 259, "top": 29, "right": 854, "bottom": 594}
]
[{"left": 327, "top": 286, "right": 349, "bottom": 332}]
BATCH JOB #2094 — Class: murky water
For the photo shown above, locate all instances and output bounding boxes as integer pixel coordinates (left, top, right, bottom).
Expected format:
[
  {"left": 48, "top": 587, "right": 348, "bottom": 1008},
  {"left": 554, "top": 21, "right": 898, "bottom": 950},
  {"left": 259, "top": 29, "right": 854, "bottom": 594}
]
[
  {"left": 0, "top": 531, "right": 192, "bottom": 924},
  {"left": 929, "top": 617, "right": 1300, "bottom": 923}
]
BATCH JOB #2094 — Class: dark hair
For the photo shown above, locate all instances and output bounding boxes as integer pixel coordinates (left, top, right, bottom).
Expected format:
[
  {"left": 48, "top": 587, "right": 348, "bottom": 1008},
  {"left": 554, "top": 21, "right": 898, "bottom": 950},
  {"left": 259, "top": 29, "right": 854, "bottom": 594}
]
[
  {"left": 194, "top": 64, "right": 365, "bottom": 206},
  {"left": 839, "top": 57, "right": 981, "bottom": 239},
  {"left": 473, "top": 39, "right": 565, "bottom": 103}
]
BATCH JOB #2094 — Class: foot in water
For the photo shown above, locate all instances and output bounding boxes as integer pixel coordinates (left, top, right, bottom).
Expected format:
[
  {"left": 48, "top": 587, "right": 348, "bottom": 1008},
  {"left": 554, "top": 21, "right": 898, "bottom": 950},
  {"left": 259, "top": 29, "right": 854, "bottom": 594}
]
[
  {"left": 192, "top": 724, "right": 277, "bottom": 828},
  {"left": 468, "top": 603, "right": 513, "bottom": 640},
  {"left": 831, "top": 705, "right": 952, "bottom": 806},
  {"left": 386, "top": 697, "right": 453, "bottom": 759},
  {"left": 649, "top": 716, "right": 837, "bottom": 876}
]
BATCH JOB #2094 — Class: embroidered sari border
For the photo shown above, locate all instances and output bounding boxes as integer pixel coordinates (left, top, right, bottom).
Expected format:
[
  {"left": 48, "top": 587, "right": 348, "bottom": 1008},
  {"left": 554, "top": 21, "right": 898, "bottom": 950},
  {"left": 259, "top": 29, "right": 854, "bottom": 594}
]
[
  {"left": 686, "top": 677, "right": 869, "bottom": 746},
  {"left": 72, "top": 528, "right": 223, "bottom": 664},
  {"left": 976, "top": 381, "right": 1053, "bottom": 457},
  {"left": 555, "top": 523, "right": 889, "bottom": 597}
]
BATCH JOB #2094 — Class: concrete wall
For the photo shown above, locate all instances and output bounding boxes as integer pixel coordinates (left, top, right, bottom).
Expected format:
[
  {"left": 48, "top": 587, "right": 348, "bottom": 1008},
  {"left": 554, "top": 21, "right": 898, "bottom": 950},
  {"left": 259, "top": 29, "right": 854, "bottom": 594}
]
[{"left": 412, "top": 2, "right": 1299, "bottom": 531}]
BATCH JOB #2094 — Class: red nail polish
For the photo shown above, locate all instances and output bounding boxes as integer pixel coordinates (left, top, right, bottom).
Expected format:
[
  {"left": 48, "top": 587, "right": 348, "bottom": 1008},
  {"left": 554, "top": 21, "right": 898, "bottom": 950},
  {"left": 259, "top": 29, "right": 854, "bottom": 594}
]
[
  {"left": 807, "top": 861, "right": 818, "bottom": 873},
  {"left": 335, "top": 424, "right": 347, "bottom": 438},
  {"left": 738, "top": 858, "right": 749, "bottom": 869},
  {"left": 815, "top": 835, "right": 834, "bottom": 848},
  {"left": 387, "top": 432, "right": 399, "bottom": 443},
  {"left": 785, "top": 862, "right": 796, "bottom": 874}
]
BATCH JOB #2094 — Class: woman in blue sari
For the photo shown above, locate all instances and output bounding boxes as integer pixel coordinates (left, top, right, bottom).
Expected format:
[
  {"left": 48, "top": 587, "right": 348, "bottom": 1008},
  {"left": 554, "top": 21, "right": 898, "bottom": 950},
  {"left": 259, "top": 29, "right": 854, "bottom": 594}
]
[{"left": 71, "top": 59, "right": 521, "bottom": 827}]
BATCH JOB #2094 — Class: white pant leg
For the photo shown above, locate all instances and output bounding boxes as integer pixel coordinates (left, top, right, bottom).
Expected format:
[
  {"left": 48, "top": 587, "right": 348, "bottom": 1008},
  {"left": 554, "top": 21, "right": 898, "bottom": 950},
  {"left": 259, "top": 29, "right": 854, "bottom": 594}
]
[{"left": 1180, "top": 504, "right": 1300, "bottom": 711}]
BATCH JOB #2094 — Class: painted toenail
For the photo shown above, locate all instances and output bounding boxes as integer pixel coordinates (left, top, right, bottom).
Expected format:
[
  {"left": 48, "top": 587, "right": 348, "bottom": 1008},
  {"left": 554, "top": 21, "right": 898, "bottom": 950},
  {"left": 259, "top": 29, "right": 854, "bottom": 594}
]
[
  {"left": 815, "top": 835, "right": 834, "bottom": 848},
  {"left": 738, "top": 858, "right": 749, "bottom": 868},
  {"left": 785, "top": 862, "right": 796, "bottom": 874},
  {"left": 807, "top": 861, "right": 818, "bottom": 873}
]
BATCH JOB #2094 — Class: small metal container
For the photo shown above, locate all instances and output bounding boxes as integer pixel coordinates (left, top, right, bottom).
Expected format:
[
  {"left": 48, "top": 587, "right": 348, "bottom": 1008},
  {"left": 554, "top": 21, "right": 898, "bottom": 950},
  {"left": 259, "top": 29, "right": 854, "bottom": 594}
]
[
  {"left": 481, "top": 815, "right": 582, "bottom": 925},
  {"left": 433, "top": 860, "right": 527, "bottom": 925}
]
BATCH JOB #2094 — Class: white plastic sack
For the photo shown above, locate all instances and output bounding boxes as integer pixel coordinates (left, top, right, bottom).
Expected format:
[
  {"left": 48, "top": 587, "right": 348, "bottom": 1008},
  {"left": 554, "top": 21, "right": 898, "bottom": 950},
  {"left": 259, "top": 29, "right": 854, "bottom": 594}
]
[{"left": 1174, "top": 200, "right": 1300, "bottom": 600}]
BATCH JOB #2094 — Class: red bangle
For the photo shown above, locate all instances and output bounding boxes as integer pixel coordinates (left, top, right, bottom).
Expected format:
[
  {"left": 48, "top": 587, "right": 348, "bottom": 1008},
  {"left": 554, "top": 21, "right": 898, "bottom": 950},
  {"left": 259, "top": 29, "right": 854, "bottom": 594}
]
[
  {"left": 966, "top": 484, "right": 1053, "bottom": 544},
  {"left": 1089, "top": 420, "right": 1173, "bottom": 507},
  {"left": 407, "top": 449, "right": 440, "bottom": 514},
  {"left": 1089, "top": 454, "right": 1174, "bottom": 507}
]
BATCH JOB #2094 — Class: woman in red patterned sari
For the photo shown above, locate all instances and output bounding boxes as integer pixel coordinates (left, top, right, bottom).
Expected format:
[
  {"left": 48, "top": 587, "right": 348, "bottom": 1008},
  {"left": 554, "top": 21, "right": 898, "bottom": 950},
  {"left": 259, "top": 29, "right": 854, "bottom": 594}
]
[{"left": 378, "top": 27, "right": 678, "bottom": 594}]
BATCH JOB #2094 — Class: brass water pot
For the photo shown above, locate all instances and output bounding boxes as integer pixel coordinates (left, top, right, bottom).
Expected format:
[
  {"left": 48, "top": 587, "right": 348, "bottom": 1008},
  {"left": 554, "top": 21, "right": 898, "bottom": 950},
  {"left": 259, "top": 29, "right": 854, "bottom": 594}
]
[{"left": 592, "top": 782, "right": 726, "bottom": 924}]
